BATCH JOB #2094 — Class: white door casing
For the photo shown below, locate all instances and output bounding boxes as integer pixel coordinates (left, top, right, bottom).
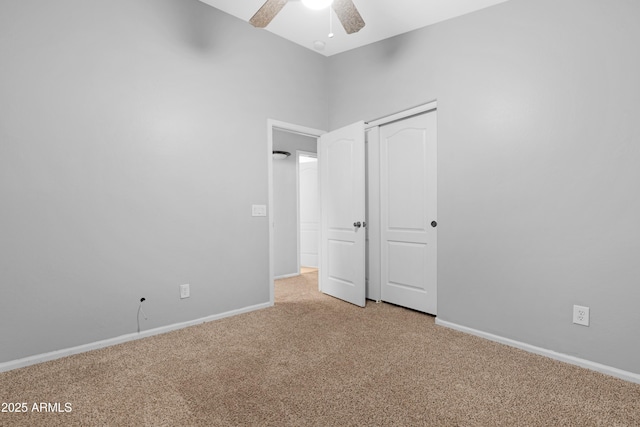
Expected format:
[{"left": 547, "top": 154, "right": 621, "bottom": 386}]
[
  {"left": 365, "top": 127, "right": 382, "bottom": 302},
  {"left": 319, "top": 121, "right": 366, "bottom": 307},
  {"left": 380, "top": 111, "right": 437, "bottom": 314}
]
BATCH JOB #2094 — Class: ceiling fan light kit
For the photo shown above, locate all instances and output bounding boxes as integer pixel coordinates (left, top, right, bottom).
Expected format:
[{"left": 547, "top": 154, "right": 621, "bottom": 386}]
[{"left": 249, "top": 0, "right": 365, "bottom": 35}]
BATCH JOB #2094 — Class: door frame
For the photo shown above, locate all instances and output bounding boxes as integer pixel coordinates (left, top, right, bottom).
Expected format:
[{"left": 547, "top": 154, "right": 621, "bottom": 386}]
[
  {"left": 296, "top": 150, "right": 318, "bottom": 273},
  {"left": 365, "top": 101, "right": 437, "bottom": 130},
  {"left": 268, "top": 119, "right": 325, "bottom": 305}
]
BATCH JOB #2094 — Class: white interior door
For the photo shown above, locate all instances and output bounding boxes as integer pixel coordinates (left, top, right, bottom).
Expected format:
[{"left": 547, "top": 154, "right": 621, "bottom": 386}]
[
  {"left": 380, "top": 111, "right": 437, "bottom": 314},
  {"left": 299, "top": 154, "right": 319, "bottom": 268},
  {"left": 319, "top": 121, "right": 366, "bottom": 307}
]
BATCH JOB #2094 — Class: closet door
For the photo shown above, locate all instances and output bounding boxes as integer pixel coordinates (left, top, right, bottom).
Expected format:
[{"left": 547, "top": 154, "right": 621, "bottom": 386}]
[{"left": 380, "top": 111, "right": 437, "bottom": 314}]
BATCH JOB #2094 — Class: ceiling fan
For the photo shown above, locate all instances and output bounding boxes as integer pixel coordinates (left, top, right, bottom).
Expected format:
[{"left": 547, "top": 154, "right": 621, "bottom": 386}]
[{"left": 249, "top": 0, "right": 365, "bottom": 34}]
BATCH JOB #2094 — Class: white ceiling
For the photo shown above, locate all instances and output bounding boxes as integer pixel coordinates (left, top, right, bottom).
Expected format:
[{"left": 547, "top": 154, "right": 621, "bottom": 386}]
[{"left": 198, "top": 0, "right": 512, "bottom": 56}]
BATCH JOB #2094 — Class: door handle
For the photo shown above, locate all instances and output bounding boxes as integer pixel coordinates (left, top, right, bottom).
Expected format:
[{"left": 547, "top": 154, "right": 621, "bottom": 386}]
[{"left": 353, "top": 221, "right": 362, "bottom": 228}]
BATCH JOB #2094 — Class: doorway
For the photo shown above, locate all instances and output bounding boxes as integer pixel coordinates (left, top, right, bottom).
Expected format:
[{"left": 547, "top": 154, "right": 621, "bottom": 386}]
[
  {"left": 267, "top": 120, "right": 325, "bottom": 305},
  {"left": 272, "top": 131, "right": 318, "bottom": 280}
]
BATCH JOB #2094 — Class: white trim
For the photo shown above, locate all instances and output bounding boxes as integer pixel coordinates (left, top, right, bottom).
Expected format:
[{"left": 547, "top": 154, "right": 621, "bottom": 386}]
[
  {"left": 267, "top": 120, "right": 325, "bottom": 306},
  {"left": 296, "top": 152, "right": 301, "bottom": 275},
  {"left": 0, "top": 302, "right": 271, "bottom": 373},
  {"left": 365, "top": 100, "right": 437, "bottom": 129},
  {"left": 365, "top": 127, "right": 381, "bottom": 302},
  {"left": 269, "top": 120, "right": 326, "bottom": 139},
  {"left": 275, "top": 272, "right": 300, "bottom": 280},
  {"left": 435, "top": 318, "right": 640, "bottom": 385}
]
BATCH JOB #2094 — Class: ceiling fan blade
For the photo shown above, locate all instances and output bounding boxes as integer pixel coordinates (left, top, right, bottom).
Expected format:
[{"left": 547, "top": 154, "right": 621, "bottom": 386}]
[
  {"left": 332, "top": 0, "right": 365, "bottom": 34},
  {"left": 249, "top": 0, "right": 288, "bottom": 28}
]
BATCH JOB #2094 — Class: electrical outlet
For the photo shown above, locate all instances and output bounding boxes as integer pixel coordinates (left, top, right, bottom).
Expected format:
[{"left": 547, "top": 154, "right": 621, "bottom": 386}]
[
  {"left": 180, "top": 284, "right": 190, "bottom": 299},
  {"left": 573, "top": 305, "right": 589, "bottom": 326}
]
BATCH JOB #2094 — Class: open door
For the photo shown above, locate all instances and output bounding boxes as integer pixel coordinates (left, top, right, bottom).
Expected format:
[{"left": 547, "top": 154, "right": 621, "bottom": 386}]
[{"left": 319, "top": 121, "right": 366, "bottom": 307}]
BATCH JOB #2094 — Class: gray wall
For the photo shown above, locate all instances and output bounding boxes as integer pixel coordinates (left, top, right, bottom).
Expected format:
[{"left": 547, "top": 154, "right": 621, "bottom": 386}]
[
  {"left": 0, "top": 0, "right": 327, "bottom": 363},
  {"left": 272, "top": 130, "right": 317, "bottom": 277},
  {"left": 329, "top": 0, "right": 640, "bottom": 374}
]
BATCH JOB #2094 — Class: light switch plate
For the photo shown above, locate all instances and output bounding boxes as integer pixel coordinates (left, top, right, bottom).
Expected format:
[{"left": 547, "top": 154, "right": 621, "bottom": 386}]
[{"left": 252, "top": 204, "right": 267, "bottom": 217}]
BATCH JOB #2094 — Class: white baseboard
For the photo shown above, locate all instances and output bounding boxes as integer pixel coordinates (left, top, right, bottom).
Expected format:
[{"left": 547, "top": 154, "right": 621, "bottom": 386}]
[
  {"left": 275, "top": 273, "right": 299, "bottom": 279},
  {"left": 0, "top": 301, "right": 272, "bottom": 373},
  {"left": 435, "top": 318, "right": 640, "bottom": 385}
]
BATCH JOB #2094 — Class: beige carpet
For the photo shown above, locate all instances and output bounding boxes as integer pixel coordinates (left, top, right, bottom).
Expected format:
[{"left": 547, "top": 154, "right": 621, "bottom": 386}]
[{"left": 1, "top": 271, "right": 639, "bottom": 426}]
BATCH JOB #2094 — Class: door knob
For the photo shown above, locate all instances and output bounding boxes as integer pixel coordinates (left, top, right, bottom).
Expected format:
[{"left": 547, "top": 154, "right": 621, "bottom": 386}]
[
  {"left": 431, "top": 221, "right": 437, "bottom": 228},
  {"left": 353, "top": 221, "right": 362, "bottom": 228}
]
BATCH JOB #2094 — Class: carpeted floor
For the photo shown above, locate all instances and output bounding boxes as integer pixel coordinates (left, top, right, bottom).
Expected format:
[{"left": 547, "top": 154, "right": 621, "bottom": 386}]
[{"left": 1, "top": 271, "right": 639, "bottom": 426}]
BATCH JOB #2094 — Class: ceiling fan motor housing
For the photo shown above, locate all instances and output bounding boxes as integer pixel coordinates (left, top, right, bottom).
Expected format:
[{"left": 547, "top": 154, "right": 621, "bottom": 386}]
[{"left": 250, "top": 0, "right": 365, "bottom": 34}]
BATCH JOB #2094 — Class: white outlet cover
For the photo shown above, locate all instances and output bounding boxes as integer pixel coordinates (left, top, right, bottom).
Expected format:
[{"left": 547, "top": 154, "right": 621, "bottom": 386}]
[{"left": 573, "top": 305, "right": 589, "bottom": 326}]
